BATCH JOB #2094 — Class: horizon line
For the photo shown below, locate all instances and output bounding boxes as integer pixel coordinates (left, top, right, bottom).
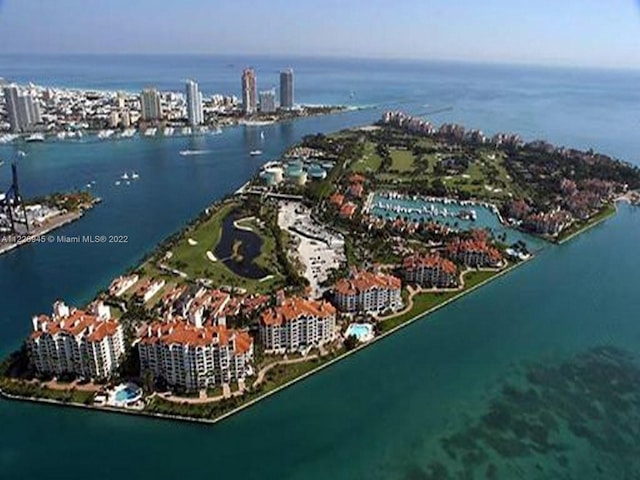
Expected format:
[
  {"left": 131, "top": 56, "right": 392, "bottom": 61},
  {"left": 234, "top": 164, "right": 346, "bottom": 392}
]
[{"left": 1, "top": 51, "right": 639, "bottom": 73}]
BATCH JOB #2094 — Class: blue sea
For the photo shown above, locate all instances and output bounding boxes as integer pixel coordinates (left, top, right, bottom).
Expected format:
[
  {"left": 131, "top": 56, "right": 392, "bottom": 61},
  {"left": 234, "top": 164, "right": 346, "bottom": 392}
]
[{"left": 1, "top": 55, "right": 640, "bottom": 479}]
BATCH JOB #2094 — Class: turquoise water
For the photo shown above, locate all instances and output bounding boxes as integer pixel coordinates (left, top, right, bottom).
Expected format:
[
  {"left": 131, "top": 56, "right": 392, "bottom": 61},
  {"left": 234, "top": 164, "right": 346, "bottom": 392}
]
[
  {"left": 114, "top": 385, "right": 141, "bottom": 403},
  {"left": 1, "top": 56, "right": 640, "bottom": 479},
  {"left": 370, "top": 192, "right": 539, "bottom": 246},
  {"left": 345, "top": 323, "right": 373, "bottom": 341}
]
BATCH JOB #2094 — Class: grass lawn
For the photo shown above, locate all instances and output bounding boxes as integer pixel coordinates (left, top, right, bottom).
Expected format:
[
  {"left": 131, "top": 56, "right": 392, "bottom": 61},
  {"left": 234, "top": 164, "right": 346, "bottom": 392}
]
[
  {"left": 351, "top": 141, "right": 382, "bottom": 173},
  {"left": 164, "top": 202, "right": 284, "bottom": 294},
  {"left": 556, "top": 203, "right": 617, "bottom": 244},
  {"left": 389, "top": 148, "right": 415, "bottom": 172},
  {"left": 380, "top": 269, "right": 501, "bottom": 333}
]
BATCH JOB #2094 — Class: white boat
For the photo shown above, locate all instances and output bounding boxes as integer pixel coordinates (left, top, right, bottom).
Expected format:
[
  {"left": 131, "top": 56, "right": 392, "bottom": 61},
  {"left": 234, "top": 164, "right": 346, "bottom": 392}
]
[
  {"left": 179, "top": 149, "right": 211, "bottom": 157},
  {"left": 131, "top": 172, "right": 139, "bottom": 179},
  {"left": 121, "top": 128, "right": 136, "bottom": 138},
  {"left": 56, "top": 132, "right": 67, "bottom": 140},
  {"left": 249, "top": 150, "right": 263, "bottom": 156},
  {"left": 121, "top": 173, "right": 129, "bottom": 180},
  {"left": 115, "top": 181, "right": 121, "bottom": 186},
  {"left": 25, "top": 133, "right": 45, "bottom": 143},
  {"left": 17, "top": 150, "right": 27, "bottom": 158},
  {"left": 260, "top": 131, "right": 265, "bottom": 140},
  {"left": 163, "top": 127, "right": 174, "bottom": 136},
  {"left": 144, "top": 128, "right": 157, "bottom": 137},
  {"left": 181, "top": 127, "right": 192, "bottom": 135}
]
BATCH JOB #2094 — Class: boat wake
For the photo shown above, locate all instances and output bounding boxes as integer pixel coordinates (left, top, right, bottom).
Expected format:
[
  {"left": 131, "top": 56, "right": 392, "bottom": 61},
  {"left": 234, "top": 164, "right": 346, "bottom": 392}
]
[{"left": 179, "top": 150, "right": 212, "bottom": 156}]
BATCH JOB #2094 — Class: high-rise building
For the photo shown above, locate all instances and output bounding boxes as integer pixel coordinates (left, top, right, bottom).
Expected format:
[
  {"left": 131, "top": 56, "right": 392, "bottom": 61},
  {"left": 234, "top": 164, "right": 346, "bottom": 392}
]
[
  {"left": 140, "top": 88, "right": 162, "bottom": 122},
  {"left": 279, "top": 69, "right": 294, "bottom": 109},
  {"left": 3, "top": 85, "right": 21, "bottom": 132},
  {"left": 259, "top": 89, "right": 277, "bottom": 114},
  {"left": 241, "top": 68, "right": 257, "bottom": 115},
  {"left": 185, "top": 79, "right": 204, "bottom": 126}
]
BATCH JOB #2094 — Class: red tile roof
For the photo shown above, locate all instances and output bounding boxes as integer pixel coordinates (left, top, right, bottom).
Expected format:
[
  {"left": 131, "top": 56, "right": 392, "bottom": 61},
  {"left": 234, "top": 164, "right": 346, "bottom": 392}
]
[
  {"left": 334, "top": 270, "right": 402, "bottom": 296},
  {"left": 260, "top": 297, "right": 336, "bottom": 326}
]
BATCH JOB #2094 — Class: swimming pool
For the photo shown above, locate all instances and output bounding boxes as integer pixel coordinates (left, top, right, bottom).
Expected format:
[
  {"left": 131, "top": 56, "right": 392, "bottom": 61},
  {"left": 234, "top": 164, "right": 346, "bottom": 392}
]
[
  {"left": 345, "top": 323, "right": 374, "bottom": 343},
  {"left": 111, "top": 383, "right": 143, "bottom": 406}
]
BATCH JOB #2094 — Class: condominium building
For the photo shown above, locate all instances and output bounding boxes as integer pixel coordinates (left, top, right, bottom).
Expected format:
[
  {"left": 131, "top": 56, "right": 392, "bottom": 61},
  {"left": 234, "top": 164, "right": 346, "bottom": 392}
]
[
  {"left": 402, "top": 253, "right": 458, "bottom": 288},
  {"left": 138, "top": 320, "right": 254, "bottom": 392},
  {"left": 446, "top": 237, "right": 503, "bottom": 268},
  {"left": 185, "top": 79, "right": 203, "bottom": 126},
  {"left": 2, "top": 85, "right": 40, "bottom": 132},
  {"left": 140, "top": 88, "right": 162, "bottom": 121},
  {"left": 108, "top": 274, "right": 139, "bottom": 297},
  {"left": 333, "top": 269, "right": 402, "bottom": 314},
  {"left": 259, "top": 89, "right": 277, "bottom": 114},
  {"left": 241, "top": 68, "right": 257, "bottom": 115},
  {"left": 134, "top": 278, "right": 166, "bottom": 304},
  {"left": 27, "top": 301, "right": 125, "bottom": 380},
  {"left": 259, "top": 297, "right": 336, "bottom": 352},
  {"left": 279, "top": 69, "right": 294, "bottom": 109}
]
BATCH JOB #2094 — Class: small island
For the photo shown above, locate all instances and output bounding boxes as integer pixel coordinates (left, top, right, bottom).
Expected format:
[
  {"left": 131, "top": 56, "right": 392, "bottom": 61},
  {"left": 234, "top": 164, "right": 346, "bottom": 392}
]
[
  {"left": 2, "top": 112, "right": 638, "bottom": 423},
  {"left": 0, "top": 177, "right": 99, "bottom": 256}
]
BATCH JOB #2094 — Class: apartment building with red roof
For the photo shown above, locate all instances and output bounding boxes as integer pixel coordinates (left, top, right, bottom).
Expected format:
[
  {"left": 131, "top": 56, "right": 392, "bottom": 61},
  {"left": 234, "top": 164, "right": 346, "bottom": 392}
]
[
  {"left": 138, "top": 320, "right": 254, "bottom": 392},
  {"left": 445, "top": 237, "right": 504, "bottom": 268},
  {"left": 403, "top": 253, "right": 458, "bottom": 288},
  {"left": 333, "top": 269, "right": 402, "bottom": 314},
  {"left": 259, "top": 297, "right": 336, "bottom": 352},
  {"left": 27, "top": 301, "right": 125, "bottom": 380}
]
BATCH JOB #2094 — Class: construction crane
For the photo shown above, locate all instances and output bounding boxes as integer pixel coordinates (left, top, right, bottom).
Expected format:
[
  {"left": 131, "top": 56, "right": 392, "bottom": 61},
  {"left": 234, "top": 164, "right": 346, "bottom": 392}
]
[{"left": 1, "top": 162, "right": 29, "bottom": 234}]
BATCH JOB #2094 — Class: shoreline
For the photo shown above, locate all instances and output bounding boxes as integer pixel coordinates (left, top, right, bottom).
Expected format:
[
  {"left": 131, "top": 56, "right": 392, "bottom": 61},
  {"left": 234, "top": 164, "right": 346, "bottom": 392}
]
[
  {"left": 556, "top": 203, "right": 618, "bottom": 245},
  {"left": 0, "top": 255, "right": 532, "bottom": 426},
  {"left": 0, "top": 210, "right": 85, "bottom": 256}
]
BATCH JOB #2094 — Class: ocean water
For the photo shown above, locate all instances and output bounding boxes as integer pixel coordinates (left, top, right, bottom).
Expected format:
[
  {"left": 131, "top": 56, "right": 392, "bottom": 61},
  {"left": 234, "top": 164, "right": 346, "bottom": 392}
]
[{"left": 1, "top": 55, "right": 640, "bottom": 479}]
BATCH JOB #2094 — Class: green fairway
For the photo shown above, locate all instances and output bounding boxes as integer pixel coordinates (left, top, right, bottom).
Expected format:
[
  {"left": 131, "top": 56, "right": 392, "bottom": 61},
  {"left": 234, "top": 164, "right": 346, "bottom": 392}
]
[
  {"left": 389, "top": 148, "right": 415, "bottom": 172},
  {"left": 351, "top": 141, "right": 383, "bottom": 173}
]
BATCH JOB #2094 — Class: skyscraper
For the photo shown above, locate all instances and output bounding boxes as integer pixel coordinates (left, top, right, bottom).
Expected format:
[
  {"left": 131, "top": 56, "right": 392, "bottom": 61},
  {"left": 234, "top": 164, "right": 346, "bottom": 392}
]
[
  {"left": 185, "top": 80, "right": 203, "bottom": 126},
  {"left": 241, "top": 68, "right": 257, "bottom": 115},
  {"left": 259, "top": 89, "right": 277, "bottom": 114},
  {"left": 140, "top": 88, "right": 162, "bottom": 122},
  {"left": 2, "top": 85, "right": 21, "bottom": 132},
  {"left": 279, "top": 69, "right": 294, "bottom": 109},
  {"left": 2, "top": 85, "right": 40, "bottom": 132}
]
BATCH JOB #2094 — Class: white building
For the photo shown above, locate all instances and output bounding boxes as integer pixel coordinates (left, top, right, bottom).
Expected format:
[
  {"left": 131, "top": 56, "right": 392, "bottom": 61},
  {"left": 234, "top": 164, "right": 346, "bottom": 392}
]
[
  {"left": 2, "top": 85, "right": 40, "bottom": 132},
  {"left": 333, "top": 270, "right": 402, "bottom": 314},
  {"left": 185, "top": 79, "right": 203, "bottom": 126},
  {"left": 138, "top": 320, "right": 254, "bottom": 392},
  {"left": 402, "top": 253, "right": 458, "bottom": 288},
  {"left": 27, "top": 301, "right": 126, "bottom": 380},
  {"left": 259, "top": 297, "right": 336, "bottom": 352},
  {"left": 108, "top": 274, "right": 139, "bottom": 297},
  {"left": 140, "top": 88, "right": 162, "bottom": 122}
]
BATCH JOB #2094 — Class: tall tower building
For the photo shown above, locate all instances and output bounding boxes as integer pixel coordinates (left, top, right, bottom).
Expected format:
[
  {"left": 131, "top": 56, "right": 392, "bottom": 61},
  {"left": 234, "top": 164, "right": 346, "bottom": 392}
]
[
  {"left": 279, "top": 69, "right": 294, "bottom": 109},
  {"left": 140, "top": 88, "right": 162, "bottom": 122},
  {"left": 259, "top": 89, "right": 277, "bottom": 114},
  {"left": 185, "top": 80, "right": 203, "bottom": 126},
  {"left": 2, "top": 85, "right": 21, "bottom": 132},
  {"left": 241, "top": 68, "right": 257, "bottom": 115}
]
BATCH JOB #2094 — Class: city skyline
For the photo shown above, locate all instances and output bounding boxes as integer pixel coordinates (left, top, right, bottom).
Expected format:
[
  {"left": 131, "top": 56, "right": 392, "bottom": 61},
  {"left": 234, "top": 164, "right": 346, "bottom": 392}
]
[{"left": 0, "top": 0, "right": 639, "bottom": 69}]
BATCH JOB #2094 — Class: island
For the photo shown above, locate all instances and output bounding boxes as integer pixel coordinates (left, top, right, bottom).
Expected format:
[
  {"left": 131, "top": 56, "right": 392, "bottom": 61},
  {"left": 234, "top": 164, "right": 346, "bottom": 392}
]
[
  {"left": 0, "top": 178, "right": 99, "bottom": 256},
  {"left": 2, "top": 111, "right": 638, "bottom": 424}
]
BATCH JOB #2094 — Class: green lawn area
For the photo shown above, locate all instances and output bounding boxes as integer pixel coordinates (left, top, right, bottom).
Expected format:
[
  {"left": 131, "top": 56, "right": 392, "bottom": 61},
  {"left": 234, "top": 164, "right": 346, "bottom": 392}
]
[
  {"left": 164, "top": 202, "right": 284, "bottom": 294},
  {"left": 351, "top": 141, "right": 382, "bottom": 173},
  {"left": 556, "top": 203, "right": 617, "bottom": 244},
  {"left": 380, "top": 269, "right": 501, "bottom": 333},
  {"left": 389, "top": 148, "right": 415, "bottom": 172}
]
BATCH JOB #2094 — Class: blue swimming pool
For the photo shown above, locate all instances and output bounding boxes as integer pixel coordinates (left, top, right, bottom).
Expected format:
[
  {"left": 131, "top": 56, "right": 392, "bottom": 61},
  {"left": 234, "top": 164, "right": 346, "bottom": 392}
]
[
  {"left": 345, "top": 323, "right": 374, "bottom": 342},
  {"left": 113, "top": 384, "right": 142, "bottom": 404}
]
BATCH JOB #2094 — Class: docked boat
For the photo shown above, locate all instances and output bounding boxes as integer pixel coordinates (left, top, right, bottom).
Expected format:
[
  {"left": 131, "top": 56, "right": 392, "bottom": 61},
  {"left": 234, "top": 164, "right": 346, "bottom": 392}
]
[
  {"left": 249, "top": 150, "right": 263, "bottom": 156},
  {"left": 179, "top": 149, "right": 211, "bottom": 157},
  {"left": 163, "top": 127, "right": 174, "bottom": 136},
  {"left": 25, "top": 133, "right": 45, "bottom": 143}
]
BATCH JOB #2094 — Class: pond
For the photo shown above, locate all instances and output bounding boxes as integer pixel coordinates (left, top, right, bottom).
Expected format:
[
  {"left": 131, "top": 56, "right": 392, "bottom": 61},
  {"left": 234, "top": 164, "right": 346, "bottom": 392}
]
[{"left": 214, "top": 211, "right": 269, "bottom": 280}]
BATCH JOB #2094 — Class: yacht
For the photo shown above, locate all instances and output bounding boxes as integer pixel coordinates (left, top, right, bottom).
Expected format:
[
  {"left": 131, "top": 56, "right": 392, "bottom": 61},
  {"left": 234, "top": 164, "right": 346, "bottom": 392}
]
[
  {"left": 25, "top": 133, "right": 45, "bottom": 143},
  {"left": 181, "top": 127, "right": 192, "bottom": 135},
  {"left": 121, "top": 173, "right": 129, "bottom": 180},
  {"left": 131, "top": 172, "right": 139, "bottom": 180},
  {"left": 249, "top": 150, "right": 263, "bottom": 156},
  {"left": 115, "top": 181, "right": 121, "bottom": 186},
  {"left": 163, "top": 127, "right": 174, "bottom": 136},
  {"left": 56, "top": 132, "right": 67, "bottom": 140},
  {"left": 260, "top": 131, "right": 265, "bottom": 140}
]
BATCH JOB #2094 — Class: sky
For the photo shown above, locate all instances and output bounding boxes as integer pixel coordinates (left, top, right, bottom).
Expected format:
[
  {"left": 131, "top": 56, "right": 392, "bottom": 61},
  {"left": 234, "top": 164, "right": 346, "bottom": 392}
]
[{"left": 0, "top": 0, "right": 639, "bottom": 68}]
